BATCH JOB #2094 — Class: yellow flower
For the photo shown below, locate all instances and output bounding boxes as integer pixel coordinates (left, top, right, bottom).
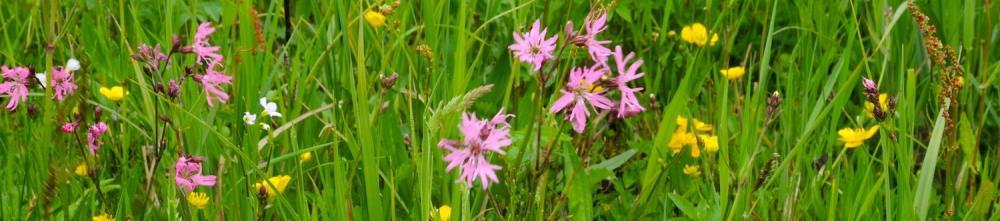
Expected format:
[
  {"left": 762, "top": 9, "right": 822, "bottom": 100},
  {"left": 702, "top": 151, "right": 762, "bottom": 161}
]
[
  {"left": 99, "top": 86, "right": 125, "bottom": 101},
  {"left": 700, "top": 135, "right": 719, "bottom": 153},
  {"left": 253, "top": 175, "right": 292, "bottom": 197},
  {"left": 683, "top": 165, "right": 701, "bottom": 177},
  {"left": 75, "top": 163, "right": 88, "bottom": 176},
  {"left": 437, "top": 205, "right": 452, "bottom": 221},
  {"left": 187, "top": 192, "right": 210, "bottom": 209},
  {"left": 676, "top": 116, "right": 689, "bottom": 129},
  {"left": 364, "top": 10, "right": 386, "bottom": 28},
  {"left": 93, "top": 213, "right": 114, "bottom": 221},
  {"left": 689, "top": 142, "right": 701, "bottom": 158},
  {"left": 837, "top": 125, "right": 880, "bottom": 148},
  {"left": 668, "top": 130, "right": 697, "bottom": 154},
  {"left": 720, "top": 66, "right": 745, "bottom": 80},
  {"left": 680, "top": 23, "right": 717, "bottom": 46},
  {"left": 863, "top": 93, "right": 889, "bottom": 118},
  {"left": 956, "top": 76, "right": 965, "bottom": 87},
  {"left": 693, "top": 119, "right": 714, "bottom": 132},
  {"left": 300, "top": 152, "right": 313, "bottom": 162}
]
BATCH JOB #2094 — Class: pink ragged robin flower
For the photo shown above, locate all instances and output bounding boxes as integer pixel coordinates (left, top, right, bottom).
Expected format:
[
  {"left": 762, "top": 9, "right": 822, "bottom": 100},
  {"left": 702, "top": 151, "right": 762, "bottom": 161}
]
[
  {"left": 50, "top": 67, "right": 78, "bottom": 101},
  {"left": 0, "top": 66, "right": 31, "bottom": 110},
  {"left": 194, "top": 68, "right": 232, "bottom": 106},
  {"left": 569, "top": 11, "right": 612, "bottom": 65},
  {"left": 188, "top": 22, "right": 223, "bottom": 66},
  {"left": 509, "top": 20, "right": 558, "bottom": 71},
  {"left": 550, "top": 65, "right": 614, "bottom": 133},
  {"left": 174, "top": 156, "right": 217, "bottom": 191},
  {"left": 87, "top": 122, "right": 108, "bottom": 155},
  {"left": 610, "top": 46, "right": 645, "bottom": 117},
  {"left": 60, "top": 122, "right": 79, "bottom": 133},
  {"left": 438, "top": 110, "right": 513, "bottom": 190}
]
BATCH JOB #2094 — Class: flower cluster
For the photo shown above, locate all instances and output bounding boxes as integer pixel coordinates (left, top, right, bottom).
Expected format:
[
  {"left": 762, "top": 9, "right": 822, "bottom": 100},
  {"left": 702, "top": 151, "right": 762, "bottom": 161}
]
[
  {"left": 862, "top": 77, "right": 895, "bottom": 121},
  {"left": 243, "top": 97, "right": 282, "bottom": 130},
  {"left": 1, "top": 59, "right": 81, "bottom": 111},
  {"left": 680, "top": 23, "right": 719, "bottom": 47},
  {"left": 438, "top": 110, "right": 513, "bottom": 189},
  {"left": 668, "top": 116, "right": 720, "bottom": 177},
  {"left": 510, "top": 10, "right": 649, "bottom": 133}
]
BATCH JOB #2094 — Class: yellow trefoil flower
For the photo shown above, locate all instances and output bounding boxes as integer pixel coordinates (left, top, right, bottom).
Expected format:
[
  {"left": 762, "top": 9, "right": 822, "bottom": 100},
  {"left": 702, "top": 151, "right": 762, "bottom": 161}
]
[
  {"left": 75, "top": 163, "right": 88, "bottom": 176},
  {"left": 93, "top": 213, "right": 114, "bottom": 221},
  {"left": 837, "top": 125, "right": 880, "bottom": 148},
  {"left": 99, "top": 86, "right": 126, "bottom": 101},
  {"left": 692, "top": 118, "right": 714, "bottom": 132},
  {"left": 668, "top": 130, "right": 697, "bottom": 154},
  {"left": 253, "top": 175, "right": 292, "bottom": 198},
  {"left": 437, "top": 205, "right": 452, "bottom": 221},
  {"left": 700, "top": 135, "right": 719, "bottom": 153},
  {"left": 720, "top": 66, "right": 745, "bottom": 80},
  {"left": 864, "top": 93, "right": 889, "bottom": 118},
  {"left": 300, "top": 152, "right": 313, "bottom": 162},
  {"left": 683, "top": 164, "right": 701, "bottom": 177},
  {"left": 364, "top": 10, "right": 386, "bottom": 28},
  {"left": 187, "top": 192, "right": 210, "bottom": 209},
  {"left": 680, "top": 23, "right": 719, "bottom": 46}
]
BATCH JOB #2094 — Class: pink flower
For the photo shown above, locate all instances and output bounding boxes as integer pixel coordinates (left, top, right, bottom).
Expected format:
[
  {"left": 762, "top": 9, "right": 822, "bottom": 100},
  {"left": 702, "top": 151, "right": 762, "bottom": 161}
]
[
  {"left": 60, "top": 122, "right": 79, "bottom": 133},
  {"left": 580, "top": 12, "right": 612, "bottom": 65},
  {"left": 195, "top": 67, "right": 232, "bottom": 106},
  {"left": 174, "top": 156, "right": 217, "bottom": 191},
  {"left": 550, "top": 65, "right": 614, "bottom": 133},
  {"left": 611, "top": 46, "right": 645, "bottom": 117},
  {"left": 438, "top": 110, "right": 513, "bottom": 190},
  {"left": 87, "top": 122, "right": 108, "bottom": 155},
  {"left": 50, "top": 67, "right": 78, "bottom": 101},
  {"left": 189, "top": 22, "right": 223, "bottom": 66},
  {"left": 508, "top": 20, "right": 558, "bottom": 71},
  {"left": 0, "top": 66, "right": 31, "bottom": 110}
]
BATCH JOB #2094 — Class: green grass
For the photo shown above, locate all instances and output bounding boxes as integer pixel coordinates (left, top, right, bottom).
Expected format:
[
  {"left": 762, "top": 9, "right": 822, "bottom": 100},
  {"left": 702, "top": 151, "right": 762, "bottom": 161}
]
[{"left": 1, "top": 0, "right": 998, "bottom": 220}]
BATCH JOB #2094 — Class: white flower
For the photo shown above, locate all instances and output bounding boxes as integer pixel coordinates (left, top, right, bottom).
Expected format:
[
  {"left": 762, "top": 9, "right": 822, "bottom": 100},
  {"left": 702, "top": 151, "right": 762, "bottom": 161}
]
[
  {"left": 259, "top": 123, "right": 271, "bottom": 130},
  {"left": 260, "top": 97, "right": 282, "bottom": 118},
  {"left": 243, "top": 112, "right": 257, "bottom": 125},
  {"left": 35, "top": 73, "right": 47, "bottom": 88},
  {"left": 66, "top": 58, "right": 81, "bottom": 72}
]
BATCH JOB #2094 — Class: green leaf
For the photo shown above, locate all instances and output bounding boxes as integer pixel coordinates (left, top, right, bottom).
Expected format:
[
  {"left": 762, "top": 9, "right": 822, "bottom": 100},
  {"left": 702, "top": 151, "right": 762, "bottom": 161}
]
[
  {"left": 914, "top": 109, "right": 947, "bottom": 221},
  {"left": 588, "top": 149, "right": 638, "bottom": 172}
]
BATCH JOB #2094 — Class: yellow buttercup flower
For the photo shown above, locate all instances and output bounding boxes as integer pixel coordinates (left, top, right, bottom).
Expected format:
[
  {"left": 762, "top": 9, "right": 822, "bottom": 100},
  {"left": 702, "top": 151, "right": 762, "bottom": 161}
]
[
  {"left": 693, "top": 119, "right": 714, "bottom": 132},
  {"left": 700, "top": 135, "right": 719, "bottom": 153},
  {"left": 253, "top": 175, "right": 292, "bottom": 197},
  {"left": 864, "top": 93, "right": 889, "bottom": 118},
  {"left": 720, "top": 66, "right": 745, "bottom": 80},
  {"left": 99, "top": 86, "right": 126, "bottom": 101},
  {"left": 187, "top": 192, "right": 210, "bottom": 209},
  {"left": 683, "top": 164, "right": 701, "bottom": 177},
  {"left": 364, "top": 10, "right": 386, "bottom": 28},
  {"left": 300, "top": 152, "right": 313, "bottom": 162},
  {"left": 93, "top": 213, "right": 114, "bottom": 221},
  {"left": 680, "top": 23, "right": 718, "bottom": 46},
  {"left": 837, "top": 125, "right": 880, "bottom": 148},
  {"left": 75, "top": 163, "right": 88, "bottom": 176}
]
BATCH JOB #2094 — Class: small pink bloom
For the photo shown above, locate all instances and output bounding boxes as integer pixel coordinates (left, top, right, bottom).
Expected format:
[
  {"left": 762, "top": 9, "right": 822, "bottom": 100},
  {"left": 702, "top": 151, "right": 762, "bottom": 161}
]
[
  {"left": 189, "top": 22, "right": 224, "bottom": 66},
  {"left": 87, "top": 122, "right": 109, "bottom": 155},
  {"left": 550, "top": 65, "right": 614, "bottom": 133},
  {"left": 582, "top": 12, "right": 612, "bottom": 65},
  {"left": 439, "top": 110, "right": 513, "bottom": 190},
  {"left": 174, "top": 156, "right": 217, "bottom": 191},
  {"left": 508, "top": 20, "right": 558, "bottom": 71},
  {"left": 60, "top": 122, "right": 79, "bottom": 133},
  {"left": 195, "top": 66, "right": 232, "bottom": 106},
  {"left": 611, "top": 46, "right": 645, "bottom": 117},
  {"left": 50, "top": 67, "right": 78, "bottom": 101},
  {"left": 0, "top": 66, "right": 31, "bottom": 110}
]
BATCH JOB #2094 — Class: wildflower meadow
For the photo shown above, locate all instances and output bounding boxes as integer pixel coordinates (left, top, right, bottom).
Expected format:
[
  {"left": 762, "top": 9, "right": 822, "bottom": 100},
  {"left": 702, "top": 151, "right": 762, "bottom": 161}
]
[{"left": 2, "top": 0, "right": 999, "bottom": 220}]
